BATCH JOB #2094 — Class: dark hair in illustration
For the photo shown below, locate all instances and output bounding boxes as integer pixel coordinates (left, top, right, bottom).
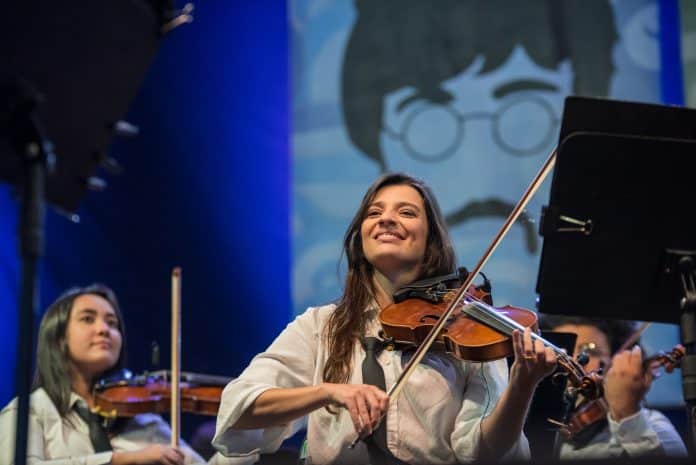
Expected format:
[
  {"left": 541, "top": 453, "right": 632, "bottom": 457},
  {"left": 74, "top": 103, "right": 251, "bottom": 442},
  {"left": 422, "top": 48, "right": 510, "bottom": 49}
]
[{"left": 341, "top": 0, "right": 618, "bottom": 170}]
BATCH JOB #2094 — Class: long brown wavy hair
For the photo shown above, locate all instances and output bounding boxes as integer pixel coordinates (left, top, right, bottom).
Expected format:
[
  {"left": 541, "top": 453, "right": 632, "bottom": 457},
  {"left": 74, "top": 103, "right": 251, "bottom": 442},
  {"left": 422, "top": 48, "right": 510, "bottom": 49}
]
[{"left": 322, "top": 173, "right": 456, "bottom": 384}]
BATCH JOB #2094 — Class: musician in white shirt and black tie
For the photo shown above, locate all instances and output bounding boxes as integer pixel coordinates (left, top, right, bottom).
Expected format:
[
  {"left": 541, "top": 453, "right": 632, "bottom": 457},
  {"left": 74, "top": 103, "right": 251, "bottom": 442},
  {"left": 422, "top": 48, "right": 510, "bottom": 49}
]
[
  {"left": 0, "top": 284, "right": 206, "bottom": 465},
  {"left": 213, "top": 173, "right": 558, "bottom": 465}
]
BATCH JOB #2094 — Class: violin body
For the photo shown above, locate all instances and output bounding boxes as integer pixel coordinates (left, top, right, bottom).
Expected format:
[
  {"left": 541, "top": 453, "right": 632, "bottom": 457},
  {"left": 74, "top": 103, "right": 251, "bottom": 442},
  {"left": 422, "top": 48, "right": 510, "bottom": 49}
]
[
  {"left": 94, "top": 383, "right": 223, "bottom": 417},
  {"left": 562, "top": 398, "right": 609, "bottom": 439},
  {"left": 94, "top": 383, "right": 169, "bottom": 418},
  {"left": 380, "top": 271, "right": 539, "bottom": 362},
  {"left": 381, "top": 298, "right": 538, "bottom": 362},
  {"left": 93, "top": 370, "right": 230, "bottom": 418}
]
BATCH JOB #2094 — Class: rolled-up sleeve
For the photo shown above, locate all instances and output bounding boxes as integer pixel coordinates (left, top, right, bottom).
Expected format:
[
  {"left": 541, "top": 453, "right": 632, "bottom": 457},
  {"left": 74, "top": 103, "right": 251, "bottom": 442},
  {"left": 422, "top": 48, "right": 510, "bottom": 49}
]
[
  {"left": 212, "top": 306, "right": 324, "bottom": 458},
  {"left": 451, "top": 359, "right": 529, "bottom": 463},
  {"left": 608, "top": 408, "right": 687, "bottom": 457}
]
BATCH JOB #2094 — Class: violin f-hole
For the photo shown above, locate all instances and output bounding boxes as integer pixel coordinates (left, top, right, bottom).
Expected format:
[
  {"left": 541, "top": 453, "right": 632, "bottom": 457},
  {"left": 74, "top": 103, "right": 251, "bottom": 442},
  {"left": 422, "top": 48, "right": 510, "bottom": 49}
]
[
  {"left": 419, "top": 314, "right": 442, "bottom": 323},
  {"left": 418, "top": 314, "right": 454, "bottom": 332}
]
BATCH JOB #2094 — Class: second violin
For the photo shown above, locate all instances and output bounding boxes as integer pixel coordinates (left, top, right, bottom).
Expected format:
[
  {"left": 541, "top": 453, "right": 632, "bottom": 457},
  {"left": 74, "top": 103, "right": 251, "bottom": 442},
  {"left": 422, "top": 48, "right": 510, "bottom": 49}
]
[
  {"left": 93, "top": 370, "right": 232, "bottom": 419},
  {"left": 559, "top": 344, "right": 685, "bottom": 441}
]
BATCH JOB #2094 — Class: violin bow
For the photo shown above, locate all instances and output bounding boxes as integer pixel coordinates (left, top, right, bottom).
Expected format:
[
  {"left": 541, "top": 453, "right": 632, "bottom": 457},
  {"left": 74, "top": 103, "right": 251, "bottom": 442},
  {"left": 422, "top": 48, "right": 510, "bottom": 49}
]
[
  {"left": 350, "top": 146, "right": 558, "bottom": 448},
  {"left": 617, "top": 321, "right": 650, "bottom": 353},
  {"left": 171, "top": 267, "right": 182, "bottom": 447}
]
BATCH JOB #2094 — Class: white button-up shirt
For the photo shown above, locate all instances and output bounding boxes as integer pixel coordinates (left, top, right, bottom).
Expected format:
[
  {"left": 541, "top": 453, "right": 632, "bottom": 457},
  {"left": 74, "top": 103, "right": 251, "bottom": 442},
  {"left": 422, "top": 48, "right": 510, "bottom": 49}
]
[
  {"left": 559, "top": 408, "right": 687, "bottom": 459},
  {"left": 213, "top": 303, "right": 529, "bottom": 464},
  {"left": 0, "top": 388, "right": 207, "bottom": 465}
]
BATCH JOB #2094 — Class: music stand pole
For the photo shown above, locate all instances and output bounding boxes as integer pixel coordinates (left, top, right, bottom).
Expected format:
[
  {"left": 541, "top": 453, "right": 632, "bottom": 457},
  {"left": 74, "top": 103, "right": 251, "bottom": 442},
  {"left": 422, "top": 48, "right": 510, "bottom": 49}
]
[
  {"left": 1, "top": 2, "right": 192, "bottom": 460},
  {"left": 10, "top": 95, "right": 53, "bottom": 465}
]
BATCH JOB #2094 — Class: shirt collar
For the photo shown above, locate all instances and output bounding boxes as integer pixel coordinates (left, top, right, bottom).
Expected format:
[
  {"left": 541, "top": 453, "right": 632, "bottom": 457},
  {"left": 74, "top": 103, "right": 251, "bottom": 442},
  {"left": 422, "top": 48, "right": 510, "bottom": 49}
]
[{"left": 69, "top": 391, "right": 89, "bottom": 410}]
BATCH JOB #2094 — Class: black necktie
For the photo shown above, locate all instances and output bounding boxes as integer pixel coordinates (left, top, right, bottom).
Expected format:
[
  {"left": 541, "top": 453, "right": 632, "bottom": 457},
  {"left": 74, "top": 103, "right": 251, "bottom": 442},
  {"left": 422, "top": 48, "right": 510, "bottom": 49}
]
[
  {"left": 73, "top": 403, "right": 112, "bottom": 452},
  {"left": 360, "top": 337, "right": 407, "bottom": 465},
  {"left": 362, "top": 337, "right": 387, "bottom": 391}
]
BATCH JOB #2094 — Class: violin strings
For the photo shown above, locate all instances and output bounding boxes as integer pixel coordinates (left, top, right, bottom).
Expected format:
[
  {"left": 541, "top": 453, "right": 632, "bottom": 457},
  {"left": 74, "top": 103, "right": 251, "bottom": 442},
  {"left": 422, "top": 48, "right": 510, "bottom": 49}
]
[
  {"left": 435, "top": 286, "right": 587, "bottom": 382},
  {"left": 457, "top": 289, "right": 583, "bottom": 376}
]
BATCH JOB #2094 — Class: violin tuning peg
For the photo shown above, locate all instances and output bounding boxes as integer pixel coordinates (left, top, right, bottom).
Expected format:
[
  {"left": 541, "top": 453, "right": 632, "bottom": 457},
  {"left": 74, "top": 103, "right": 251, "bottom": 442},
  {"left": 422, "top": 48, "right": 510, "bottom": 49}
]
[
  {"left": 151, "top": 341, "right": 161, "bottom": 369},
  {"left": 576, "top": 351, "right": 590, "bottom": 366}
]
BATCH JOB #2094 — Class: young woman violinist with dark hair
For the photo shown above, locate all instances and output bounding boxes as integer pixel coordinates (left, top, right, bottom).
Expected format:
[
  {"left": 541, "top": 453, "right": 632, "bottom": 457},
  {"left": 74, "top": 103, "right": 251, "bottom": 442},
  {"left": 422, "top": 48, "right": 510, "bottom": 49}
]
[
  {"left": 0, "top": 284, "right": 206, "bottom": 465},
  {"left": 213, "top": 173, "right": 557, "bottom": 465}
]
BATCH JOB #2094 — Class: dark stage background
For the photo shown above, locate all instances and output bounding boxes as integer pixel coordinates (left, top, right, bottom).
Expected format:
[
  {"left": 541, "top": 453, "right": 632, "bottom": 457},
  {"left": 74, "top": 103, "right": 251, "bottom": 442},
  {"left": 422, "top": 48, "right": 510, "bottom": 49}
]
[{"left": 0, "top": 0, "right": 289, "bottom": 440}]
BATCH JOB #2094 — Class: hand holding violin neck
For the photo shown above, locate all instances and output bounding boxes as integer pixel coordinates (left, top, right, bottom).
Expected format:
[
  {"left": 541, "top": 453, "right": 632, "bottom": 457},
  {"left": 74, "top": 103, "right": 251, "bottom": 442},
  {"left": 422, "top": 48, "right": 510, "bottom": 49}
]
[{"left": 509, "top": 328, "right": 557, "bottom": 388}]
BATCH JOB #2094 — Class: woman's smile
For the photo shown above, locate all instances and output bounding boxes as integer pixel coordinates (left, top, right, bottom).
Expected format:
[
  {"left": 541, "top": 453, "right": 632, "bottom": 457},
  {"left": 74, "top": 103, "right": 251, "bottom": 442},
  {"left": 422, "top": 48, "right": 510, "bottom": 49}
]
[
  {"left": 374, "top": 231, "right": 404, "bottom": 241},
  {"left": 361, "top": 184, "right": 428, "bottom": 276}
]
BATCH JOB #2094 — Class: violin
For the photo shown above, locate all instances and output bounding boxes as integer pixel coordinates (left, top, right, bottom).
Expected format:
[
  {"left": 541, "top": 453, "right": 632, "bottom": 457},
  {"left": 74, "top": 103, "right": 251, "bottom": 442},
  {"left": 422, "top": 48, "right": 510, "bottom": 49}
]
[
  {"left": 559, "top": 344, "right": 685, "bottom": 440},
  {"left": 380, "top": 269, "right": 536, "bottom": 362},
  {"left": 89, "top": 268, "right": 232, "bottom": 448},
  {"left": 92, "top": 369, "right": 232, "bottom": 420},
  {"left": 378, "top": 269, "right": 601, "bottom": 398}
]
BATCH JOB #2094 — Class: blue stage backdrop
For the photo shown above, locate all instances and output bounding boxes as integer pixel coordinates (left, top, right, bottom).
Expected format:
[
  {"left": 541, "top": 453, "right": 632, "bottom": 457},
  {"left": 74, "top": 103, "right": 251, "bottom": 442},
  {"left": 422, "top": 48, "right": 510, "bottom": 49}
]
[
  {"left": 290, "top": 0, "right": 685, "bottom": 407},
  {"left": 0, "top": 0, "right": 289, "bottom": 414}
]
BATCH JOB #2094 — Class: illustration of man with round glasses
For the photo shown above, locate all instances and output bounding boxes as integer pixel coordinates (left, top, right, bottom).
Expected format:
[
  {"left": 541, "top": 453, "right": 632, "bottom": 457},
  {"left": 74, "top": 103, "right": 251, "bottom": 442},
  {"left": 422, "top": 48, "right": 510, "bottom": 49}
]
[{"left": 341, "top": 0, "right": 617, "bottom": 269}]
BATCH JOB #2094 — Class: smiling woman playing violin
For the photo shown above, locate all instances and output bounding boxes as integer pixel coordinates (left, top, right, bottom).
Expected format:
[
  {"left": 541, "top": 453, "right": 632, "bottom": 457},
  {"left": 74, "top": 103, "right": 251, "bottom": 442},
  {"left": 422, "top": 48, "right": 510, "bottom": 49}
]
[
  {"left": 0, "top": 284, "right": 205, "bottom": 465},
  {"left": 541, "top": 315, "right": 687, "bottom": 459},
  {"left": 213, "top": 173, "right": 557, "bottom": 465}
]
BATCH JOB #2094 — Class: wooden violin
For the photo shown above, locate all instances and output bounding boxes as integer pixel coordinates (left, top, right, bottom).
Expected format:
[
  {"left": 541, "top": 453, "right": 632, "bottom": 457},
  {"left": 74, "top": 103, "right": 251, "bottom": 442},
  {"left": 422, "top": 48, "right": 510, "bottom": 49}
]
[
  {"left": 558, "top": 344, "right": 685, "bottom": 440},
  {"left": 89, "top": 268, "right": 231, "bottom": 447},
  {"left": 378, "top": 268, "right": 602, "bottom": 397},
  {"left": 380, "top": 269, "right": 537, "bottom": 362},
  {"left": 92, "top": 370, "right": 232, "bottom": 419}
]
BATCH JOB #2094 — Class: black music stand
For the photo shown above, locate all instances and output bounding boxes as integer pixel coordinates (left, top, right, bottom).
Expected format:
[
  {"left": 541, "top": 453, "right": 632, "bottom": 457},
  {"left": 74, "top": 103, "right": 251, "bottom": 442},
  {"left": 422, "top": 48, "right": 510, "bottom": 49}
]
[
  {"left": 536, "top": 96, "right": 696, "bottom": 455},
  {"left": 1, "top": 2, "right": 191, "bottom": 463}
]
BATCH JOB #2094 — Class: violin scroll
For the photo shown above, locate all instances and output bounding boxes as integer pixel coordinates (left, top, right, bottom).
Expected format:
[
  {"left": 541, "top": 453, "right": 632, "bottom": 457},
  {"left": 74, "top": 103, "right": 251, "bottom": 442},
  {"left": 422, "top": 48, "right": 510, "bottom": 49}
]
[{"left": 646, "top": 344, "right": 685, "bottom": 377}]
